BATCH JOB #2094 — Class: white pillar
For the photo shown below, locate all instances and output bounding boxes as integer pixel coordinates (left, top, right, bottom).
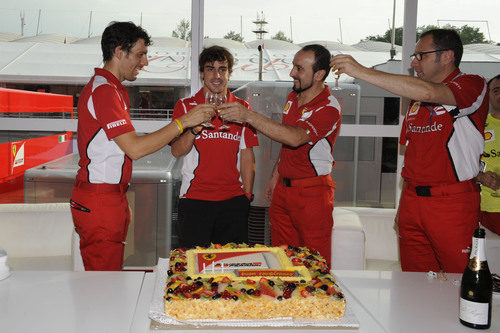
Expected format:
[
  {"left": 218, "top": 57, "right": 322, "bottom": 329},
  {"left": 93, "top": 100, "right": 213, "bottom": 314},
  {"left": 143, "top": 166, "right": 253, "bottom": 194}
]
[
  {"left": 190, "top": 0, "right": 204, "bottom": 96},
  {"left": 396, "top": 0, "right": 418, "bottom": 208}
]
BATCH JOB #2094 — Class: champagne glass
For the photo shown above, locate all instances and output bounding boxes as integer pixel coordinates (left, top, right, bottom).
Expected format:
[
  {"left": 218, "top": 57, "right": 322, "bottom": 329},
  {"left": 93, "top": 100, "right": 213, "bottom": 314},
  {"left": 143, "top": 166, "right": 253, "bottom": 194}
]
[
  {"left": 332, "top": 51, "right": 342, "bottom": 91},
  {"left": 216, "top": 95, "right": 229, "bottom": 131},
  {"left": 201, "top": 92, "right": 216, "bottom": 128},
  {"left": 332, "top": 72, "right": 342, "bottom": 90}
]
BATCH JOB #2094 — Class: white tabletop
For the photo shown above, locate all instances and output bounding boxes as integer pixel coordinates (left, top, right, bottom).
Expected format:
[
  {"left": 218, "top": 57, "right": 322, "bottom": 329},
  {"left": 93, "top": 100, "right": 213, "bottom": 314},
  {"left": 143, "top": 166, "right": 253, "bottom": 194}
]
[
  {"left": 132, "top": 270, "right": 500, "bottom": 332},
  {"left": 0, "top": 270, "right": 145, "bottom": 333},
  {"left": 335, "top": 270, "right": 500, "bottom": 333},
  {"left": 131, "top": 272, "right": 386, "bottom": 332},
  {"left": 2, "top": 270, "right": 498, "bottom": 332}
]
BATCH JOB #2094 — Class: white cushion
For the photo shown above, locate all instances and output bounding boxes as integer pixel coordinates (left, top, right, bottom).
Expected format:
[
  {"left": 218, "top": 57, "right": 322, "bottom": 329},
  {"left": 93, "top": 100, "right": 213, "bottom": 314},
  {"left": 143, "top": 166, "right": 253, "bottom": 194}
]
[
  {"left": 340, "top": 207, "right": 399, "bottom": 262},
  {"left": 0, "top": 203, "right": 79, "bottom": 271},
  {"left": 331, "top": 208, "right": 366, "bottom": 270}
]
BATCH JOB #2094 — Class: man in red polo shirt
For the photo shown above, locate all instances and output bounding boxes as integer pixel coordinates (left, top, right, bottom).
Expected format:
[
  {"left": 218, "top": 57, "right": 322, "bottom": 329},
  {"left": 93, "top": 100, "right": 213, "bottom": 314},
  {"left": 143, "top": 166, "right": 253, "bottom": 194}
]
[
  {"left": 170, "top": 46, "right": 259, "bottom": 248},
  {"left": 70, "top": 22, "right": 214, "bottom": 270},
  {"left": 331, "top": 29, "right": 489, "bottom": 273},
  {"left": 220, "top": 44, "right": 341, "bottom": 265}
]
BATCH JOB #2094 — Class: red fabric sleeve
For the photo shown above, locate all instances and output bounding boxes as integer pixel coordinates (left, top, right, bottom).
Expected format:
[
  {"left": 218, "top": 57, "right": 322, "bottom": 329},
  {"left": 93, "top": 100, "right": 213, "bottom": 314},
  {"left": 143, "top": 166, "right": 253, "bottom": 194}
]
[
  {"left": 92, "top": 85, "right": 134, "bottom": 140},
  {"left": 446, "top": 74, "right": 487, "bottom": 114},
  {"left": 297, "top": 106, "right": 340, "bottom": 144}
]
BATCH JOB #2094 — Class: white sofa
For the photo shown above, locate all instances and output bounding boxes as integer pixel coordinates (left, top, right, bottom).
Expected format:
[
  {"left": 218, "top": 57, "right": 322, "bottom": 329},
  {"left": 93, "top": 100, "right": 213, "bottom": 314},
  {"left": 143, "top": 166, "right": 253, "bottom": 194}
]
[
  {"left": 0, "top": 203, "right": 83, "bottom": 271},
  {"left": 332, "top": 207, "right": 400, "bottom": 271},
  {"left": 332, "top": 206, "right": 500, "bottom": 273}
]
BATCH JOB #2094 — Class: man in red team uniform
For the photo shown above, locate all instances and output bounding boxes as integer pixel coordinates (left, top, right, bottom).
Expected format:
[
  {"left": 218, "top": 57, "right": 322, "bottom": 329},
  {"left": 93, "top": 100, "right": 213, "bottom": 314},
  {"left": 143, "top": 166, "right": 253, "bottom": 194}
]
[
  {"left": 70, "top": 22, "right": 214, "bottom": 270},
  {"left": 331, "top": 29, "right": 489, "bottom": 273},
  {"left": 170, "top": 46, "right": 259, "bottom": 247},
  {"left": 220, "top": 44, "right": 341, "bottom": 265}
]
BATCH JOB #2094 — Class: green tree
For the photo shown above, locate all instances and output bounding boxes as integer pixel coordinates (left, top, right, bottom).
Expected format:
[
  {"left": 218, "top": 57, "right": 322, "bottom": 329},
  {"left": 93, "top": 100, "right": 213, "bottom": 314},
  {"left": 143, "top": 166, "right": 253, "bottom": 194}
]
[
  {"left": 172, "top": 19, "right": 191, "bottom": 41},
  {"left": 224, "top": 30, "right": 244, "bottom": 42},
  {"left": 366, "top": 24, "right": 489, "bottom": 45},
  {"left": 272, "top": 31, "right": 292, "bottom": 43},
  {"left": 367, "top": 27, "right": 403, "bottom": 46}
]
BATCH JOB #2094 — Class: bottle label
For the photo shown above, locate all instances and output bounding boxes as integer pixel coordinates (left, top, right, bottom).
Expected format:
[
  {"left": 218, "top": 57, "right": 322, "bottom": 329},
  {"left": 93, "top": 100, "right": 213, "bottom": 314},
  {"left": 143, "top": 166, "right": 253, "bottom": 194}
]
[
  {"left": 468, "top": 257, "right": 488, "bottom": 271},
  {"left": 459, "top": 297, "right": 489, "bottom": 325}
]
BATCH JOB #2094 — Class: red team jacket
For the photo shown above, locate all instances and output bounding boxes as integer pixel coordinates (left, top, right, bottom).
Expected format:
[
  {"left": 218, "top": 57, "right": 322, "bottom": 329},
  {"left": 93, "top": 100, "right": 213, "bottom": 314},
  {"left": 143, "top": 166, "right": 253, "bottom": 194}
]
[
  {"left": 278, "top": 86, "right": 342, "bottom": 179},
  {"left": 400, "top": 69, "right": 489, "bottom": 185},
  {"left": 75, "top": 68, "right": 135, "bottom": 185}
]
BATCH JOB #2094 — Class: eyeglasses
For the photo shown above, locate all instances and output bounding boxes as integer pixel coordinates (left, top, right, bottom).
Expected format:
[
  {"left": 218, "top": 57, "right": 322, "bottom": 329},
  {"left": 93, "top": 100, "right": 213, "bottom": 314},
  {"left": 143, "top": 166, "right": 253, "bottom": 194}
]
[{"left": 410, "top": 49, "right": 450, "bottom": 61}]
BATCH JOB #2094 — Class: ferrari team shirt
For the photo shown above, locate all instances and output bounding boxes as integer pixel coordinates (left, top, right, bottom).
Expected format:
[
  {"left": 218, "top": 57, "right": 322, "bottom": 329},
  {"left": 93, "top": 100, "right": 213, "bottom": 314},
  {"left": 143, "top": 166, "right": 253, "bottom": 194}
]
[
  {"left": 172, "top": 89, "right": 259, "bottom": 201},
  {"left": 75, "top": 68, "right": 135, "bottom": 185},
  {"left": 400, "top": 69, "right": 489, "bottom": 185},
  {"left": 278, "top": 86, "right": 342, "bottom": 179}
]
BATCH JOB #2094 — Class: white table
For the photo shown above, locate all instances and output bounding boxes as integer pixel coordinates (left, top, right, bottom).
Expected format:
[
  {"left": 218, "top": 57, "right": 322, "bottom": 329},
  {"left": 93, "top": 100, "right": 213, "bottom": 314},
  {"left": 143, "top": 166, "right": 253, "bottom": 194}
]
[
  {"left": 132, "top": 270, "right": 500, "bottom": 332},
  {"left": 130, "top": 271, "right": 386, "bottom": 332},
  {"left": 335, "top": 270, "right": 500, "bottom": 333},
  {"left": 0, "top": 270, "right": 145, "bottom": 333},
  {"left": 2, "top": 270, "right": 498, "bottom": 332}
]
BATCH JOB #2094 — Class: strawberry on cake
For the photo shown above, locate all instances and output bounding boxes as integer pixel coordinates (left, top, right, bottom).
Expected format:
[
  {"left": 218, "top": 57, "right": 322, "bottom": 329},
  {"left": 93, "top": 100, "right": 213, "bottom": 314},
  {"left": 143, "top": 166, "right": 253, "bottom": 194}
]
[{"left": 164, "top": 243, "right": 345, "bottom": 320}]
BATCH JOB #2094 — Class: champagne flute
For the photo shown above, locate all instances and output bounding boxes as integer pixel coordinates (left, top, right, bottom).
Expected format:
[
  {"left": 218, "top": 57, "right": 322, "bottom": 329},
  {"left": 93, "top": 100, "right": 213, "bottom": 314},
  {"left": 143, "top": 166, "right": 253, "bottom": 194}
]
[
  {"left": 332, "top": 71, "right": 342, "bottom": 90},
  {"left": 216, "top": 94, "right": 229, "bottom": 131},
  {"left": 202, "top": 92, "right": 216, "bottom": 128},
  {"left": 332, "top": 51, "right": 342, "bottom": 91}
]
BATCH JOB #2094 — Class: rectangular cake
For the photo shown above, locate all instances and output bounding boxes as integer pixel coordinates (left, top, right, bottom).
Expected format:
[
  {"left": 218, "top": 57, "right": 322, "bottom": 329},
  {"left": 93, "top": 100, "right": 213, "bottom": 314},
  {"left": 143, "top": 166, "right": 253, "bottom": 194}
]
[{"left": 164, "top": 243, "right": 346, "bottom": 320}]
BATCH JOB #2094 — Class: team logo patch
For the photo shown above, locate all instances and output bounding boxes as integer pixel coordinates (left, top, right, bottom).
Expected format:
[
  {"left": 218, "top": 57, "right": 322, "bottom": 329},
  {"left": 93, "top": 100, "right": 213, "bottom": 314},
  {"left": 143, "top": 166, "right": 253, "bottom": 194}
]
[
  {"left": 484, "top": 129, "right": 494, "bottom": 142},
  {"left": 106, "top": 119, "right": 127, "bottom": 129},
  {"left": 408, "top": 102, "right": 420, "bottom": 116},
  {"left": 283, "top": 100, "right": 292, "bottom": 114}
]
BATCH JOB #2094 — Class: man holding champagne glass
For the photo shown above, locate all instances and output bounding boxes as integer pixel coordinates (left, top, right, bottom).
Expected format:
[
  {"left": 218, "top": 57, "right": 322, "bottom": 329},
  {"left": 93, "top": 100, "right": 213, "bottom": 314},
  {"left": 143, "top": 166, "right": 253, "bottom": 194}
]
[
  {"left": 219, "top": 44, "right": 341, "bottom": 265},
  {"left": 170, "top": 46, "right": 259, "bottom": 248},
  {"left": 330, "top": 29, "right": 489, "bottom": 273}
]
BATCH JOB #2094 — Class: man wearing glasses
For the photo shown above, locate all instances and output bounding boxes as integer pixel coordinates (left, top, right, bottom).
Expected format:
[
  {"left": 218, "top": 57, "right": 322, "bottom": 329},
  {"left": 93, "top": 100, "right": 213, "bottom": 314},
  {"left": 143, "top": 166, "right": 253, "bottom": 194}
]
[{"left": 331, "top": 29, "right": 489, "bottom": 273}]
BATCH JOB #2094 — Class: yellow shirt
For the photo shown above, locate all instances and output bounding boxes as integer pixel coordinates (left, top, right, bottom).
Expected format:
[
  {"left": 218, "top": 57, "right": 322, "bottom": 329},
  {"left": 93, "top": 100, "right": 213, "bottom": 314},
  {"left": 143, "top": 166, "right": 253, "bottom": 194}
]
[{"left": 480, "top": 114, "right": 500, "bottom": 212}]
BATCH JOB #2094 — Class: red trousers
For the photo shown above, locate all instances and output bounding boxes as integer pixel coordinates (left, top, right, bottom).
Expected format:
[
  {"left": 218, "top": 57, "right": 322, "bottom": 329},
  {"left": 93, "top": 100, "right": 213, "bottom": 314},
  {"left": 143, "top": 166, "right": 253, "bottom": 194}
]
[
  {"left": 70, "top": 182, "right": 130, "bottom": 271},
  {"left": 398, "top": 181, "right": 480, "bottom": 273},
  {"left": 269, "top": 175, "right": 335, "bottom": 265},
  {"left": 481, "top": 211, "right": 500, "bottom": 235}
]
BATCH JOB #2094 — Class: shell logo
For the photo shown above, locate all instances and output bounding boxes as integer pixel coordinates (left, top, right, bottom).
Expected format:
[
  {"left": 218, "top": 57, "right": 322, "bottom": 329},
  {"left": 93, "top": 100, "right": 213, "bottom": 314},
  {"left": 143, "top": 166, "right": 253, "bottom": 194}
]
[
  {"left": 283, "top": 100, "right": 292, "bottom": 115},
  {"left": 408, "top": 102, "right": 420, "bottom": 116},
  {"left": 484, "top": 130, "right": 494, "bottom": 142}
]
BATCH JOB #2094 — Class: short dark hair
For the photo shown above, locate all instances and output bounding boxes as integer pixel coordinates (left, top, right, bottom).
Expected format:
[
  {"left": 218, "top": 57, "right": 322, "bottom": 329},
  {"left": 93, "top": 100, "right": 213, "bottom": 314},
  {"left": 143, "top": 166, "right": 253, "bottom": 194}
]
[
  {"left": 199, "top": 46, "right": 234, "bottom": 73},
  {"left": 101, "top": 21, "right": 151, "bottom": 63},
  {"left": 300, "top": 44, "right": 331, "bottom": 81},
  {"left": 420, "top": 29, "right": 463, "bottom": 67},
  {"left": 488, "top": 74, "right": 500, "bottom": 87}
]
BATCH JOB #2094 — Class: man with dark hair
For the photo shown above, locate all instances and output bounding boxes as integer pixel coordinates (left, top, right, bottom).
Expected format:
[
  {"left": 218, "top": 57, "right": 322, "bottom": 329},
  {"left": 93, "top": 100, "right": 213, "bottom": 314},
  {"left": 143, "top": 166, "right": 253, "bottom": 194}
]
[
  {"left": 170, "top": 45, "right": 259, "bottom": 248},
  {"left": 70, "top": 21, "right": 214, "bottom": 270},
  {"left": 331, "top": 28, "right": 489, "bottom": 273},
  {"left": 220, "top": 44, "right": 342, "bottom": 265},
  {"left": 476, "top": 74, "right": 500, "bottom": 235}
]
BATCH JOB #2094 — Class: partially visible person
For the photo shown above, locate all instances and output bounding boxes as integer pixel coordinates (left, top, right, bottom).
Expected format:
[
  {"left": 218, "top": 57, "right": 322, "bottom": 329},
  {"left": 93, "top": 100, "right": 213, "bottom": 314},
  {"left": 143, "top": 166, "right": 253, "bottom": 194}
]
[
  {"left": 220, "top": 44, "right": 341, "bottom": 265},
  {"left": 476, "top": 74, "right": 500, "bottom": 235},
  {"left": 331, "top": 29, "right": 489, "bottom": 273},
  {"left": 170, "top": 46, "right": 259, "bottom": 248},
  {"left": 70, "top": 21, "right": 214, "bottom": 271}
]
